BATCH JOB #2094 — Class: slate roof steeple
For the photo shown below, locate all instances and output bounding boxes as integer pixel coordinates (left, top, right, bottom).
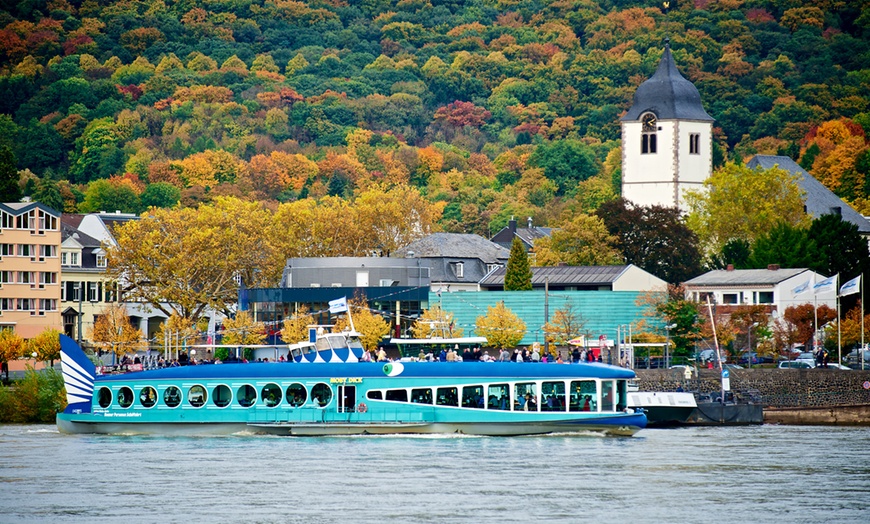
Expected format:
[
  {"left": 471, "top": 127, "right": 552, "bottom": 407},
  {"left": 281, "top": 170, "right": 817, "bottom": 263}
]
[{"left": 621, "top": 39, "right": 714, "bottom": 122}]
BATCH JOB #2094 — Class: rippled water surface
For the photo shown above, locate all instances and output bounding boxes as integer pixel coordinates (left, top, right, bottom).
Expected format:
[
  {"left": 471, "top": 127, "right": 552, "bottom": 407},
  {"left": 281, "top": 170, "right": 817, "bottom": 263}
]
[{"left": 1, "top": 424, "right": 868, "bottom": 523}]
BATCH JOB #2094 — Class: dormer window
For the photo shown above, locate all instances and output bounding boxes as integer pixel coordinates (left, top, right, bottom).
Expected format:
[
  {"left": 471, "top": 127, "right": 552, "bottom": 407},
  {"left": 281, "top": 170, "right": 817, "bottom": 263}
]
[
  {"left": 641, "top": 112, "right": 657, "bottom": 154},
  {"left": 452, "top": 262, "right": 464, "bottom": 278},
  {"left": 96, "top": 253, "right": 107, "bottom": 268}
]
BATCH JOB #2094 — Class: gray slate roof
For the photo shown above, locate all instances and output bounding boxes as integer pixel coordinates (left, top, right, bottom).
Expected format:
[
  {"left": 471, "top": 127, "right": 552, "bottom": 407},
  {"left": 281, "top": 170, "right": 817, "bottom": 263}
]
[
  {"left": 394, "top": 233, "right": 509, "bottom": 264},
  {"left": 684, "top": 268, "right": 809, "bottom": 286},
  {"left": 621, "top": 43, "right": 714, "bottom": 122},
  {"left": 480, "top": 265, "right": 630, "bottom": 287},
  {"left": 747, "top": 155, "right": 870, "bottom": 234}
]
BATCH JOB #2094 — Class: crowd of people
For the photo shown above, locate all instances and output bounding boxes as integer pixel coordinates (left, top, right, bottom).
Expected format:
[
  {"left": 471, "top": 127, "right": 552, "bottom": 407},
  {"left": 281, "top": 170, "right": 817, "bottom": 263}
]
[{"left": 413, "top": 345, "right": 604, "bottom": 364}]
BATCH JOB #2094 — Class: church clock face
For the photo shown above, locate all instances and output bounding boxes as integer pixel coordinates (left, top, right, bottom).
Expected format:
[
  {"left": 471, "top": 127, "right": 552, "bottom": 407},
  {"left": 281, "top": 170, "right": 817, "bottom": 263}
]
[{"left": 641, "top": 112, "right": 657, "bottom": 132}]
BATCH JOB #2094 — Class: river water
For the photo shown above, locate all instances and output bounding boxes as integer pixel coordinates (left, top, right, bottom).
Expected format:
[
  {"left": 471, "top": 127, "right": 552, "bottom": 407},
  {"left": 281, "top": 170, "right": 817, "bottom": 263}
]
[{"left": 1, "top": 424, "right": 868, "bottom": 523}]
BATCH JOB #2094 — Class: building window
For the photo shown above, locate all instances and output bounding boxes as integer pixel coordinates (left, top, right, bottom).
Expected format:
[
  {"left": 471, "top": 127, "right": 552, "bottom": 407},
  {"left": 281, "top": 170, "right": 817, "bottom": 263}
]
[
  {"left": 87, "top": 282, "right": 98, "bottom": 302},
  {"left": 38, "top": 211, "right": 57, "bottom": 231},
  {"left": 96, "top": 253, "right": 107, "bottom": 268},
  {"left": 40, "top": 245, "right": 56, "bottom": 258},
  {"left": 0, "top": 271, "right": 10, "bottom": 284},
  {"left": 722, "top": 293, "right": 739, "bottom": 305},
  {"left": 0, "top": 243, "right": 12, "bottom": 257},
  {"left": 689, "top": 133, "right": 700, "bottom": 155},
  {"left": 18, "top": 271, "right": 34, "bottom": 284},
  {"left": 70, "top": 252, "right": 79, "bottom": 266},
  {"left": 452, "top": 262, "right": 464, "bottom": 278},
  {"left": 18, "top": 244, "right": 33, "bottom": 257},
  {"left": 0, "top": 298, "right": 10, "bottom": 311},
  {"left": 40, "top": 299, "right": 56, "bottom": 312},
  {"left": 16, "top": 212, "right": 32, "bottom": 230},
  {"left": 61, "top": 252, "right": 67, "bottom": 265},
  {"left": 757, "top": 291, "right": 774, "bottom": 304},
  {"left": 486, "top": 264, "right": 501, "bottom": 274},
  {"left": 0, "top": 212, "right": 12, "bottom": 229},
  {"left": 17, "top": 298, "right": 33, "bottom": 311},
  {"left": 40, "top": 272, "right": 56, "bottom": 285}
]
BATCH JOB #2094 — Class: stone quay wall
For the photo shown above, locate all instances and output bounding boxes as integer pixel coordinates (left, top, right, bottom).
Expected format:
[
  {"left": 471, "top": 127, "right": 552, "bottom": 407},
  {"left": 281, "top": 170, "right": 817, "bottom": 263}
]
[{"left": 634, "top": 368, "right": 870, "bottom": 408}]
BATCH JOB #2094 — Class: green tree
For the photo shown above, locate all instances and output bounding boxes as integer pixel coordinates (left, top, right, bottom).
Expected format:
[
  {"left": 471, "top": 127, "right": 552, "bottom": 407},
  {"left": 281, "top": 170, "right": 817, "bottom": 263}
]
[
  {"left": 685, "top": 163, "right": 809, "bottom": 255},
  {"left": 528, "top": 139, "right": 599, "bottom": 196},
  {"left": 79, "top": 179, "right": 140, "bottom": 213},
  {"left": 504, "top": 237, "right": 532, "bottom": 291},
  {"left": 0, "top": 145, "right": 21, "bottom": 202},
  {"left": 747, "top": 222, "right": 816, "bottom": 269},
  {"left": 31, "top": 179, "right": 64, "bottom": 212},
  {"left": 475, "top": 302, "right": 526, "bottom": 349},
  {"left": 808, "top": 214, "right": 870, "bottom": 281},
  {"left": 140, "top": 182, "right": 181, "bottom": 209}
]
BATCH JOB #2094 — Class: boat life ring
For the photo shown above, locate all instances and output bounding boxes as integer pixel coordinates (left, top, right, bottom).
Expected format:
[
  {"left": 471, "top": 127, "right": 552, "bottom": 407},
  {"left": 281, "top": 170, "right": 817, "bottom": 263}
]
[{"left": 357, "top": 402, "right": 368, "bottom": 413}]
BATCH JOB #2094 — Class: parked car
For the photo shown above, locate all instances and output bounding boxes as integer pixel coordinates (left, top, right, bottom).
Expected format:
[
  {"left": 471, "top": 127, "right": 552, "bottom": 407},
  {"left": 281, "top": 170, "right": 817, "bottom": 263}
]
[
  {"left": 844, "top": 349, "right": 870, "bottom": 368},
  {"left": 778, "top": 360, "right": 814, "bottom": 369},
  {"left": 817, "top": 363, "right": 852, "bottom": 370},
  {"left": 738, "top": 352, "right": 774, "bottom": 366}
]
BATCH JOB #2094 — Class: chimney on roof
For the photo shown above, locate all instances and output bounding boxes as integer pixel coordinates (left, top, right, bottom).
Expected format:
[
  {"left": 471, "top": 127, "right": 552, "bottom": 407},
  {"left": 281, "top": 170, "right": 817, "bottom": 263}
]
[
  {"left": 527, "top": 216, "right": 532, "bottom": 228},
  {"left": 509, "top": 217, "right": 517, "bottom": 235},
  {"left": 726, "top": 264, "right": 734, "bottom": 271},
  {"left": 768, "top": 264, "right": 780, "bottom": 271}
]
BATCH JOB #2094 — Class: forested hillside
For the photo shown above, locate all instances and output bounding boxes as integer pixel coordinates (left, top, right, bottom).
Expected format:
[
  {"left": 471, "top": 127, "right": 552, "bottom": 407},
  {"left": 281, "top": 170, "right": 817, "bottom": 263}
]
[{"left": 1, "top": 0, "right": 869, "bottom": 235}]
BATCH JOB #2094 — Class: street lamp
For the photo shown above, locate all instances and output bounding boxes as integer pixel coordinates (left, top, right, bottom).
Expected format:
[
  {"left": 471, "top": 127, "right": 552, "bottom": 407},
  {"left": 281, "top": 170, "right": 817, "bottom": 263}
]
[
  {"left": 665, "top": 323, "right": 677, "bottom": 368},
  {"left": 747, "top": 322, "right": 759, "bottom": 368}
]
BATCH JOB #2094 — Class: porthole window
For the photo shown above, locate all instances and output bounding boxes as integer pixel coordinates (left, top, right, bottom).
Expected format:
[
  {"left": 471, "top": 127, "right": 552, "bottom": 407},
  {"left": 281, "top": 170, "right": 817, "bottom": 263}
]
[
  {"left": 310, "top": 383, "right": 332, "bottom": 408},
  {"left": 188, "top": 385, "right": 207, "bottom": 408},
  {"left": 286, "top": 383, "right": 307, "bottom": 407},
  {"left": 212, "top": 384, "right": 231, "bottom": 408},
  {"left": 261, "top": 383, "right": 282, "bottom": 407},
  {"left": 98, "top": 387, "right": 112, "bottom": 408},
  {"left": 117, "top": 386, "right": 134, "bottom": 408},
  {"left": 164, "top": 386, "right": 181, "bottom": 407},
  {"left": 237, "top": 384, "right": 256, "bottom": 407},
  {"left": 140, "top": 386, "right": 157, "bottom": 408}
]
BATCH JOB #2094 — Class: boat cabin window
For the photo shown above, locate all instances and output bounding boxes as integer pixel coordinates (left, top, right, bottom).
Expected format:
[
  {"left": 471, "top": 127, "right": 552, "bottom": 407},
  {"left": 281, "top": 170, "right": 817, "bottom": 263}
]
[
  {"left": 514, "top": 383, "right": 538, "bottom": 412},
  {"left": 367, "top": 390, "right": 383, "bottom": 400},
  {"left": 436, "top": 387, "right": 458, "bottom": 407},
  {"left": 140, "top": 386, "right": 157, "bottom": 408},
  {"left": 98, "top": 387, "right": 112, "bottom": 408},
  {"left": 188, "top": 385, "right": 207, "bottom": 408},
  {"left": 385, "top": 389, "right": 408, "bottom": 402},
  {"left": 347, "top": 336, "right": 364, "bottom": 350},
  {"left": 117, "top": 386, "right": 134, "bottom": 408},
  {"left": 261, "top": 383, "right": 282, "bottom": 407},
  {"left": 600, "top": 380, "right": 615, "bottom": 411},
  {"left": 616, "top": 380, "right": 628, "bottom": 411},
  {"left": 164, "top": 386, "right": 181, "bottom": 408},
  {"left": 461, "top": 385, "right": 484, "bottom": 409},
  {"left": 488, "top": 384, "right": 510, "bottom": 410},
  {"left": 237, "top": 384, "right": 256, "bottom": 407},
  {"left": 542, "top": 381, "right": 566, "bottom": 412},
  {"left": 286, "top": 383, "right": 307, "bottom": 406},
  {"left": 311, "top": 383, "right": 332, "bottom": 407},
  {"left": 411, "top": 388, "right": 432, "bottom": 404},
  {"left": 212, "top": 385, "right": 231, "bottom": 408},
  {"left": 569, "top": 380, "right": 597, "bottom": 412}
]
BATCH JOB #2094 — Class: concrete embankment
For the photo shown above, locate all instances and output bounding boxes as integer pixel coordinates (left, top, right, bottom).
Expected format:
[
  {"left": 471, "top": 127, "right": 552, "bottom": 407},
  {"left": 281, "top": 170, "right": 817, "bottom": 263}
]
[{"left": 634, "top": 367, "right": 870, "bottom": 425}]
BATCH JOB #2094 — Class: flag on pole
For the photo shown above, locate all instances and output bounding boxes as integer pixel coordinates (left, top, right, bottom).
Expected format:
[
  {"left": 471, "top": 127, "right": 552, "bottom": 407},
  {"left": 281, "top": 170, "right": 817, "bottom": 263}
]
[
  {"left": 813, "top": 274, "right": 838, "bottom": 295},
  {"left": 328, "top": 296, "right": 348, "bottom": 314},
  {"left": 839, "top": 275, "right": 861, "bottom": 297},
  {"left": 792, "top": 279, "right": 812, "bottom": 295}
]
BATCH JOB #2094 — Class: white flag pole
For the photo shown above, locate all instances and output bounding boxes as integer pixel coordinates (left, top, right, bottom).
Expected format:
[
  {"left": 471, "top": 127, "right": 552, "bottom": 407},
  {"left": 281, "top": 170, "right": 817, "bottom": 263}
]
[{"left": 862, "top": 275, "right": 866, "bottom": 371}]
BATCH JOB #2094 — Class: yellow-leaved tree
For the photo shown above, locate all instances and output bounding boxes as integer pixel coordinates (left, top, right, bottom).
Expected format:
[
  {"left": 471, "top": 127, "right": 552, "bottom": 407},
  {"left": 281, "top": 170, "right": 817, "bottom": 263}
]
[
  {"left": 0, "top": 329, "right": 27, "bottom": 380},
  {"left": 281, "top": 305, "right": 315, "bottom": 344},
  {"left": 543, "top": 302, "right": 586, "bottom": 350},
  {"left": 27, "top": 328, "right": 62, "bottom": 365},
  {"left": 411, "top": 303, "right": 463, "bottom": 338},
  {"left": 108, "top": 197, "right": 278, "bottom": 325},
  {"left": 475, "top": 302, "right": 526, "bottom": 349},
  {"left": 220, "top": 310, "right": 266, "bottom": 346},
  {"left": 333, "top": 296, "right": 390, "bottom": 351},
  {"left": 90, "top": 304, "right": 145, "bottom": 359}
]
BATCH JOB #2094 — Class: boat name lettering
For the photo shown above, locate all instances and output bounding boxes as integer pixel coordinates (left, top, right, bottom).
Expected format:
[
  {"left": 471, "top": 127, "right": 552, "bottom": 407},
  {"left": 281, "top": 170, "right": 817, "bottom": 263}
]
[
  {"left": 102, "top": 412, "right": 143, "bottom": 418},
  {"left": 329, "top": 377, "right": 363, "bottom": 384}
]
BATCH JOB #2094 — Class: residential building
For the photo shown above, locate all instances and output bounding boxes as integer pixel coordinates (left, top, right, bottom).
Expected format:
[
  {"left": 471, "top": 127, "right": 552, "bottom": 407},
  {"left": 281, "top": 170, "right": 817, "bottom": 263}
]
[
  {"left": 490, "top": 217, "right": 553, "bottom": 253},
  {"left": 0, "top": 202, "right": 62, "bottom": 338},
  {"left": 393, "top": 232, "right": 509, "bottom": 292},
  {"left": 620, "top": 40, "right": 714, "bottom": 209},
  {"left": 683, "top": 265, "right": 836, "bottom": 316}
]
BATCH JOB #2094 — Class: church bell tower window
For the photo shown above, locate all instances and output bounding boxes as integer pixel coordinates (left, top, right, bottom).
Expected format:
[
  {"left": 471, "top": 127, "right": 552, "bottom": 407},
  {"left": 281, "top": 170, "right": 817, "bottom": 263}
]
[{"left": 641, "top": 112, "right": 657, "bottom": 154}]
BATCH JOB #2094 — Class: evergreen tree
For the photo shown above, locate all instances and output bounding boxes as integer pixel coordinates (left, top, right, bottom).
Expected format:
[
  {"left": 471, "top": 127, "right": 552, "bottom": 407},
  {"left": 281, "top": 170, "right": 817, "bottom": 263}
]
[
  {"left": 0, "top": 146, "right": 21, "bottom": 203},
  {"left": 504, "top": 237, "right": 532, "bottom": 291}
]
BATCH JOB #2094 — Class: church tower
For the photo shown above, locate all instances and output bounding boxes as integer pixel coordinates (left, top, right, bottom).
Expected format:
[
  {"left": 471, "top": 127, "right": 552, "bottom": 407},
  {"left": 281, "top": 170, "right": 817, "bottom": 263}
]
[{"left": 620, "top": 40, "right": 714, "bottom": 209}]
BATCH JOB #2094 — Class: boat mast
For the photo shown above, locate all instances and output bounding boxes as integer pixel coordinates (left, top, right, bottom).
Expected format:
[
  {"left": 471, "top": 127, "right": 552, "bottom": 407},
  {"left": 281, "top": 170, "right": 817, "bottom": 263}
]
[{"left": 706, "top": 297, "right": 725, "bottom": 405}]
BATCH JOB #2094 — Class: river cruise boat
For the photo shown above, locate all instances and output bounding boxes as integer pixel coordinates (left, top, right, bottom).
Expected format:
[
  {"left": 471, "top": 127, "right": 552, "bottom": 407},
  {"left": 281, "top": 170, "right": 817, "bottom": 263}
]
[{"left": 57, "top": 334, "right": 646, "bottom": 437}]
